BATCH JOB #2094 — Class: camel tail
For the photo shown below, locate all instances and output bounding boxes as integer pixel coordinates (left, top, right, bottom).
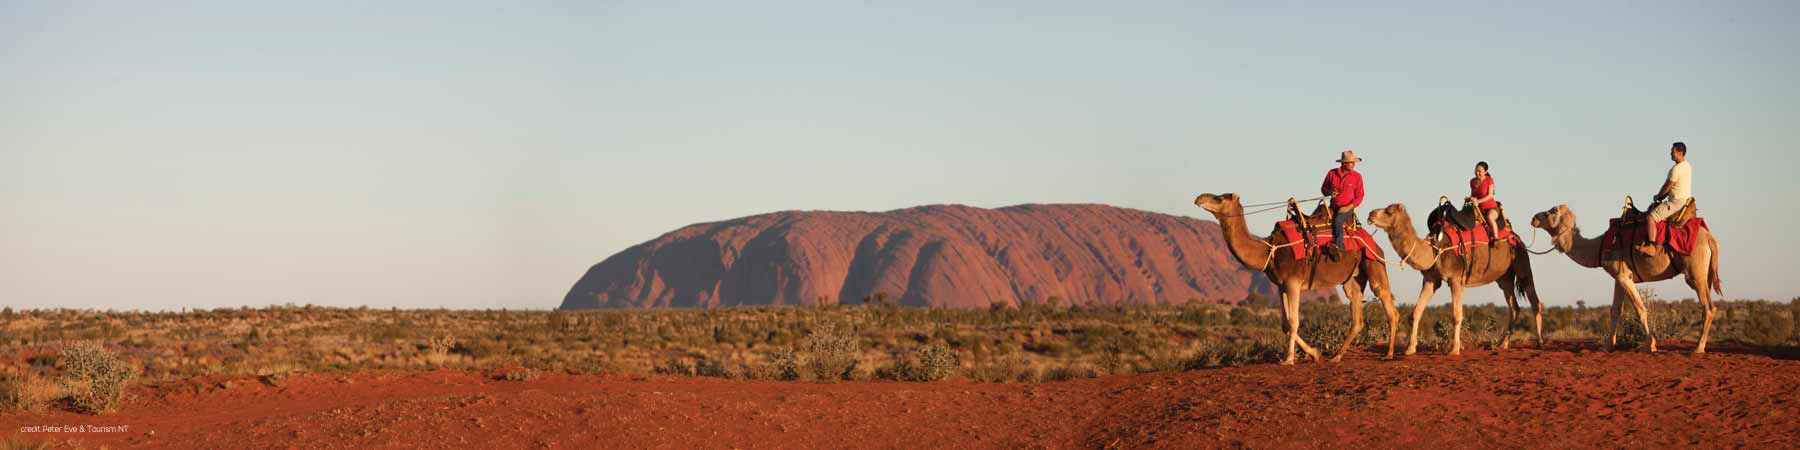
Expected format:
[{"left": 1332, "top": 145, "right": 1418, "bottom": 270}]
[
  {"left": 1512, "top": 251, "right": 1536, "bottom": 300},
  {"left": 1708, "top": 234, "right": 1723, "bottom": 295}
]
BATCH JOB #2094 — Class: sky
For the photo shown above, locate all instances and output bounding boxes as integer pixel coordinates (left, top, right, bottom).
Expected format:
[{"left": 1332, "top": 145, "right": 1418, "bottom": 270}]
[{"left": 2, "top": 1, "right": 1796, "bottom": 311}]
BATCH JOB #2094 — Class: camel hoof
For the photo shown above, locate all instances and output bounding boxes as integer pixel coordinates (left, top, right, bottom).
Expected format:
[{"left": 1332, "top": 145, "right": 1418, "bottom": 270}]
[
  {"left": 1692, "top": 348, "right": 1707, "bottom": 355},
  {"left": 1499, "top": 341, "right": 1511, "bottom": 350},
  {"left": 1329, "top": 355, "right": 1344, "bottom": 363},
  {"left": 1380, "top": 354, "right": 1395, "bottom": 361},
  {"left": 1404, "top": 348, "right": 1417, "bottom": 356},
  {"left": 1280, "top": 359, "right": 1296, "bottom": 366},
  {"left": 1449, "top": 349, "right": 1462, "bottom": 356}
]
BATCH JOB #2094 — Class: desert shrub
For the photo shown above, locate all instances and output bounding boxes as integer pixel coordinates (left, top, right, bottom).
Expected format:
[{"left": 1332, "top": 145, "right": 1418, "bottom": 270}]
[
  {"left": 1299, "top": 315, "right": 1352, "bottom": 348},
  {"left": 964, "top": 355, "right": 1030, "bottom": 383},
  {"left": 1183, "top": 339, "right": 1280, "bottom": 369},
  {"left": 1617, "top": 306, "right": 1690, "bottom": 349},
  {"left": 256, "top": 366, "right": 298, "bottom": 387},
  {"left": 426, "top": 336, "right": 457, "bottom": 356},
  {"left": 57, "top": 344, "right": 137, "bottom": 414},
  {"left": 693, "top": 357, "right": 736, "bottom": 379},
  {"left": 1, "top": 436, "right": 55, "bottom": 450},
  {"left": 765, "top": 349, "right": 801, "bottom": 381},
  {"left": 1736, "top": 312, "right": 1795, "bottom": 347},
  {"left": 0, "top": 372, "right": 60, "bottom": 413},
  {"left": 494, "top": 368, "right": 537, "bottom": 382},
  {"left": 798, "top": 323, "right": 859, "bottom": 381},
  {"left": 449, "top": 338, "right": 505, "bottom": 360},
  {"left": 652, "top": 358, "right": 694, "bottom": 376},
  {"left": 879, "top": 343, "right": 959, "bottom": 382},
  {"left": 1425, "top": 309, "right": 1502, "bottom": 350},
  {"left": 1039, "top": 364, "right": 1098, "bottom": 382}
]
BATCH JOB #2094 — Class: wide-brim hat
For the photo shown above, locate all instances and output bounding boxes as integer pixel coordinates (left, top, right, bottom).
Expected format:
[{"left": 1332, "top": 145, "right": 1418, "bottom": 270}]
[{"left": 1337, "top": 150, "right": 1363, "bottom": 163}]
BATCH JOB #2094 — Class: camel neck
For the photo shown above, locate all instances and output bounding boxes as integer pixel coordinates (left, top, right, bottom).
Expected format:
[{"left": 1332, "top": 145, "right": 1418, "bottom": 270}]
[
  {"left": 1552, "top": 221, "right": 1604, "bottom": 269},
  {"left": 1213, "top": 208, "right": 1273, "bottom": 272},
  {"left": 1378, "top": 210, "right": 1437, "bottom": 271}
]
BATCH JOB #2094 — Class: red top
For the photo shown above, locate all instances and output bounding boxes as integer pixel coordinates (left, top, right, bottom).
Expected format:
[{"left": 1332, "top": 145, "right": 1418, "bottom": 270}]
[
  {"left": 1470, "top": 176, "right": 1497, "bottom": 209},
  {"left": 1321, "top": 168, "right": 1364, "bottom": 208}
]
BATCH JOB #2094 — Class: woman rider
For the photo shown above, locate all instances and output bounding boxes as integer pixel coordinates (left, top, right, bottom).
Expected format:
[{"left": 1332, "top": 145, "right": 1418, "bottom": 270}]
[{"left": 1466, "top": 161, "right": 1501, "bottom": 244}]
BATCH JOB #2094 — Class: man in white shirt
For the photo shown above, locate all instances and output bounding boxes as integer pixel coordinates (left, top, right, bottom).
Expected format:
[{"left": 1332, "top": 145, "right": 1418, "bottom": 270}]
[{"left": 1646, "top": 141, "right": 1692, "bottom": 240}]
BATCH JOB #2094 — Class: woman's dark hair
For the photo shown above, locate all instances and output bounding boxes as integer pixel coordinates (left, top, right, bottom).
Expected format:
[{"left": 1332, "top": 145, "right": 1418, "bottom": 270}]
[{"left": 1476, "top": 161, "right": 1489, "bottom": 173}]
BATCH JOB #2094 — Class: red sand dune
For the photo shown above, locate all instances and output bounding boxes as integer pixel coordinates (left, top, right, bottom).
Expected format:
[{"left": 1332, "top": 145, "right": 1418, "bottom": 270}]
[
  {"left": 561, "top": 204, "right": 1304, "bottom": 309},
  {"left": 7, "top": 341, "right": 1797, "bottom": 450}
]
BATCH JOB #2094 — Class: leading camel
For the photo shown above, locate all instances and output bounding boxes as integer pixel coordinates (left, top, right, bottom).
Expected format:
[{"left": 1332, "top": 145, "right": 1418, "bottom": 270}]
[
  {"left": 1364, "top": 204, "right": 1545, "bottom": 355},
  {"left": 1193, "top": 193, "right": 1401, "bottom": 364},
  {"left": 1528, "top": 204, "right": 1722, "bottom": 353}
]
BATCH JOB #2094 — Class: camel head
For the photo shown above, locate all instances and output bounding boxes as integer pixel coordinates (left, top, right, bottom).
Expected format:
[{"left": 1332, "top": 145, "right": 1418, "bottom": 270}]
[
  {"left": 1192, "top": 193, "right": 1241, "bottom": 216},
  {"left": 1365, "top": 203, "right": 1409, "bottom": 231},
  {"left": 1530, "top": 204, "right": 1575, "bottom": 234}
]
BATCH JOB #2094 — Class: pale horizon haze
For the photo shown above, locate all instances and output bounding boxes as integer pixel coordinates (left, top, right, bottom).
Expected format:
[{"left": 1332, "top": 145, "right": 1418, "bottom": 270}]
[{"left": 3, "top": 1, "right": 1797, "bottom": 310}]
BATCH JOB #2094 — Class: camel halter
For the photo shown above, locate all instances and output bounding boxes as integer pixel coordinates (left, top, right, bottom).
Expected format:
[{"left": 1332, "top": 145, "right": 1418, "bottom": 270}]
[{"left": 1521, "top": 227, "right": 1558, "bottom": 255}]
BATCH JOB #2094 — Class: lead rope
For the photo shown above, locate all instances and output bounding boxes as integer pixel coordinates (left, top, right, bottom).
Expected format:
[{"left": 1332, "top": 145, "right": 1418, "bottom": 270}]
[{"left": 1522, "top": 227, "right": 1557, "bottom": 255}]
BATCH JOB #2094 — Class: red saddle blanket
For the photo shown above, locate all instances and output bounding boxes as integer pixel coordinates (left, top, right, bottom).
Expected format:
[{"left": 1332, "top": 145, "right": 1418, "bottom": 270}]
[
  {"left": 1434, "top": 222, "right": 1521, "bottom": 256},
  {"left": 1602, "top": 217, "right": 1709, "bottom": 257},
  {"left": 1276, "top": 221, "right": 1384, "bottom": 261}
]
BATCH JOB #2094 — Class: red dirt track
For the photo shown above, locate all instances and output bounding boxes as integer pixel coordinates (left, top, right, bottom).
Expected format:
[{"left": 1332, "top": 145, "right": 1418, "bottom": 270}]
[{"left": 5, "top": 341, "right": 1797, "bottom": 450}]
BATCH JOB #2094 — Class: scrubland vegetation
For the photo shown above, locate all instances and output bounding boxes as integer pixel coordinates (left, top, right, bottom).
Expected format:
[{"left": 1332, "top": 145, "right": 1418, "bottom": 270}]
[{"left": 1, "top": 294, "right": 1796, "bottom": 415}]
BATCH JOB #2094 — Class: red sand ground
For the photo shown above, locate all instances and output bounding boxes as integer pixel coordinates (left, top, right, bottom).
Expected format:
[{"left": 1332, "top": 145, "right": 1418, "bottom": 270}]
[{"left": 5, "top": 341, "right": 1796, "bottom": 450}]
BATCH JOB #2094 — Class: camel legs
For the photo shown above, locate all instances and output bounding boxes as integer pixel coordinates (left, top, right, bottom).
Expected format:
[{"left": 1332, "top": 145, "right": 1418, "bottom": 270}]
[
  {"left": 1365, "top": 264, "right": 1401, "bottom": 360},
  {"left": 1279, "top": 283, "right": 1322, "bottom": 365},
  {"left": 1686, "top": 250, "right": 1717, "bottom": 354},
  {"left": 1616, "top": 275, "right": 1656, "bottom": 352},
  {"left": 1404, "top": 277, "right": 1443, "bottom": 356},
  {"left": 1607, "top": 284, "right": 1624, "bottom": 349},
  {"left": 1331, "top": 277, "right": 1368, "bottom": 363},
  {"left": 1497, "top": 275, "right": 1521, "bottom": 350},
  {"left": 1448, "top": 279, "right": 1467, "bottom": 355},
  {"left": 1520, "top": 271, "right": 1545, "bottom": 349}
]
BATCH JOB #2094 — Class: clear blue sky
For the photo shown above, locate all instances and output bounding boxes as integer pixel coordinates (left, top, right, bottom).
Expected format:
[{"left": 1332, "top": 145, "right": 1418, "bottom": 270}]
[{"left": 3, "top": 1, "right": 1795, "bottom": 310}]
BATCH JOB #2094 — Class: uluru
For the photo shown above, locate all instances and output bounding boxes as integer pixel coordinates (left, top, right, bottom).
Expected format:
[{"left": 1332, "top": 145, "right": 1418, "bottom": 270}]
[{"left": 559, "top": 204, "right": 1296, "bottom": 309}]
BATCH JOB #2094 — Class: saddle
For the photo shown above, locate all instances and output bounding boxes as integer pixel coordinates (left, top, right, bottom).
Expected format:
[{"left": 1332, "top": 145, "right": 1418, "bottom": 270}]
[
  {"left": 1424, "top": 200, "right": 1511, "bottom": 238},
  {"left": 1613, "top": 197, "right": 1698, "bottom": 228},
  {"left": 1605, "top": 197, "right": 1702, "bottom": 257},
  {"left": 1272, "top": 199, "right": 1381, "bottom": 262},
  {"left": 1284, "top": 202, "right": 1360, "bottom": 233}
]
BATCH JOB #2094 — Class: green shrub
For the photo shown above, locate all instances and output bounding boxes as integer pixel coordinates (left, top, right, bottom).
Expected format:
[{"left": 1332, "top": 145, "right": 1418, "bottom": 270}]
[{"left": 57, "top": 344, "right": 137, "bottom": 414}]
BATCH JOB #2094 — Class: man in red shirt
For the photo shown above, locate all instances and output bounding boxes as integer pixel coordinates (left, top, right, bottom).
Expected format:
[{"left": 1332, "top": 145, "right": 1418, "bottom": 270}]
[{"left": 1320, "top": 150, "right": 1365, "bottom": 256}]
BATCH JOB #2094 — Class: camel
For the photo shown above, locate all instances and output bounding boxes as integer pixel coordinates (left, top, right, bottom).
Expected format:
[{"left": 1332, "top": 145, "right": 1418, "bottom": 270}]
[
  {"left": 1528, "top": 204, "right": 1722, "bottom": 353},
  {"left": 1364, "top": 204, "right": 1544, "bottom": 356},
  {"left": 1193, "top": 193, "right": 1401, "bottom": 364}
]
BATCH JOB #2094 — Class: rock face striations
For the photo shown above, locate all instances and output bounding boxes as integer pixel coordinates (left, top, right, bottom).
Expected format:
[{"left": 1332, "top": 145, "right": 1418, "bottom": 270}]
[{"left": 560, "top": 204, "right": 1297, "bottom": 309}]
